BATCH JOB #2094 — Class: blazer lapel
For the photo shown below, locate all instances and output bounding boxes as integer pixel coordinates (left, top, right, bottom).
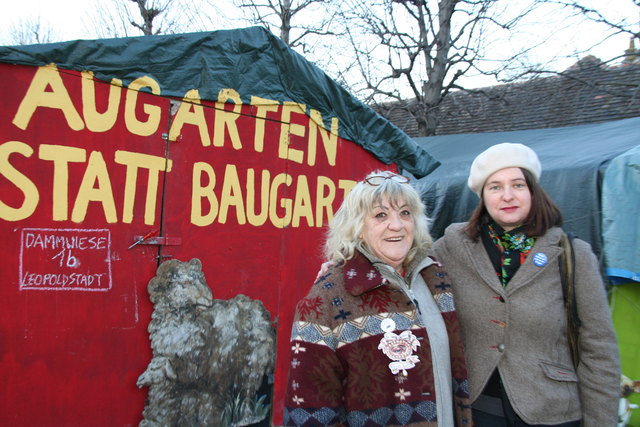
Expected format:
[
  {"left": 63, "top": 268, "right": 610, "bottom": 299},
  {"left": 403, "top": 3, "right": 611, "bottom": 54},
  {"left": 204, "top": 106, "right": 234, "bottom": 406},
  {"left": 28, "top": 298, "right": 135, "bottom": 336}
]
[
  {"left": 505, "top": 227, "right": 564, "bottom": 295},
  {"left": 461, "top": 237, "right": 505, "bottom": 294}
]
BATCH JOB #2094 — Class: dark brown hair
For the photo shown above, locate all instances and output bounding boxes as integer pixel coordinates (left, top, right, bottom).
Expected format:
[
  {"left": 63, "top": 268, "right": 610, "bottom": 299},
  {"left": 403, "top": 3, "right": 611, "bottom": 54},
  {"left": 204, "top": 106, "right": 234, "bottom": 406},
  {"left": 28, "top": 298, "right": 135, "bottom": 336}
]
[{"left": 464, "top": 168, "right": 563, "bottom": 241}]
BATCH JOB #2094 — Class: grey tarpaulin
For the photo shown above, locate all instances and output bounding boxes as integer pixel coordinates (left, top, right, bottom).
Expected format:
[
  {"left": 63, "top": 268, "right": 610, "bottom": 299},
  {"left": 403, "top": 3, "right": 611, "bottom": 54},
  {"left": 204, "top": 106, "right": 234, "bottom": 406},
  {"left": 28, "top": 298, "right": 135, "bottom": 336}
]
[
  {"left": 0, "top": 27, "right": 439, "bottom": 178},
  {"left": 412, "top": 117, "right": 640, "bottom": 272},
  {"left": 602, "top": 145, "right": 640, "bottom": 283}
]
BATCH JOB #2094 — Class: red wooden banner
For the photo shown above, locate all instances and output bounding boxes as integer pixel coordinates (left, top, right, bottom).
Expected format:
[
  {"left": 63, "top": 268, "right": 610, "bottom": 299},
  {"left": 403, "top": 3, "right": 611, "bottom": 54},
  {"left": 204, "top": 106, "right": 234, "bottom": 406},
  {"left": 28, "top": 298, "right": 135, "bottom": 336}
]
[{"left": 0, "top": 62, "right": 390, "bottom": 425}]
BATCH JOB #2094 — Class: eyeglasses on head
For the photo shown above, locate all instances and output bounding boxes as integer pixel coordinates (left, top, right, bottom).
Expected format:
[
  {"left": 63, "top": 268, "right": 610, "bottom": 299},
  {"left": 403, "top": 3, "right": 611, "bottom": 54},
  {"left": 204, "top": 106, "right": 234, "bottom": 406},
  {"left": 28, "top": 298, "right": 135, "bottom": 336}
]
[{"left": 364, "top": 174, "right": 410, "bottom": 186}]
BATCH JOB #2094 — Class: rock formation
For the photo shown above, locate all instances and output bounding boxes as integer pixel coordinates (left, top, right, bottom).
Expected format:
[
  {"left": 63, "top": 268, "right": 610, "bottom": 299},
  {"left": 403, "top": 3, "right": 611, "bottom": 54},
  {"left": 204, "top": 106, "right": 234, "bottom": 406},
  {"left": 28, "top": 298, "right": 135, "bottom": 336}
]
[{"left": 137, "top": 258, "right": 275, "bottom": 426}]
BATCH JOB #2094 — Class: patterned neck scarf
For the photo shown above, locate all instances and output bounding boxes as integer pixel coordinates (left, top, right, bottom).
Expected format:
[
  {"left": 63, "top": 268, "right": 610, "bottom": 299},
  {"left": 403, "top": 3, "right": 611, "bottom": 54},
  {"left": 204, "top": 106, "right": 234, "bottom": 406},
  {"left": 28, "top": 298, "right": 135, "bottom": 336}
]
[{"left": 481, "top": 223, "right": 536, "bottom": 287}]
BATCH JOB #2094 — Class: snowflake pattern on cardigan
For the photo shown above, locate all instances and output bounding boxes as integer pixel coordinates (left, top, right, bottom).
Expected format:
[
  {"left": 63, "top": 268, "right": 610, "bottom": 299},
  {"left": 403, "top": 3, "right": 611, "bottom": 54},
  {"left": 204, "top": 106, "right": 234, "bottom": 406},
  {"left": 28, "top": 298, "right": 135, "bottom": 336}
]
[{"left": 284, "top": 252, "right": 472, "bottom": 427}]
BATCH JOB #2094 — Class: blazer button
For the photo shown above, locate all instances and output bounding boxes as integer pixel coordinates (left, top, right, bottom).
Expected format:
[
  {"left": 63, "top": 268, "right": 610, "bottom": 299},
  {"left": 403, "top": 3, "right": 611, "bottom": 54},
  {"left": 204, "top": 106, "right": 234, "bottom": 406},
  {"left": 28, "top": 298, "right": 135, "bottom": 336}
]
[{"left": 497, "top": 343, "right": 505, "bottom": 352}]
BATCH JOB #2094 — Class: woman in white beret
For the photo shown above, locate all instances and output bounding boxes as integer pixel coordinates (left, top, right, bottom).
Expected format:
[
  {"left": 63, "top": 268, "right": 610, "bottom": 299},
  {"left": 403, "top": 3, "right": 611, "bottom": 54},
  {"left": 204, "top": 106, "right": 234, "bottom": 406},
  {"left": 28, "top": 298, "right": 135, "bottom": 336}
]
[{"left": 433, "top": 143, "right": 620, "bottom": 426}]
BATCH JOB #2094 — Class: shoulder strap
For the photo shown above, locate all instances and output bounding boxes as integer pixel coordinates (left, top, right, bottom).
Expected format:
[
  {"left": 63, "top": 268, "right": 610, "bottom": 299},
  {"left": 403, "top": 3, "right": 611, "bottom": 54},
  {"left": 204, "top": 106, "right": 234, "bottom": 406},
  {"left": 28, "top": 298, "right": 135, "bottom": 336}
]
[{"left": 559, "top": 232, "right": 581, "bottom": 368}]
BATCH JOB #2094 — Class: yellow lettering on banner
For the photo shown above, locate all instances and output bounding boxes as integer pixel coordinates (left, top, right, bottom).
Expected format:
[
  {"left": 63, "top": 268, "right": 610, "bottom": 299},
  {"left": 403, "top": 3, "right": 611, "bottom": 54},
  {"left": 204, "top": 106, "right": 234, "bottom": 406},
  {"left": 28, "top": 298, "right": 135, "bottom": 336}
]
[
  {"left": 218, "top": 164, "right": 246, "bottom": 225},
  {"left": 250, "top": 96, "right": 279, "bottom": 153},
  {"left": 115, "top": 151, "right": 173, "bottom": 225},
  {"left": 81, "top": 71, "right": 123, "bottom": 133},
  {"left": 278, "top": 102, "right": 306, "bottom": 164},
  {"left": 169, "top": 89, "right": 211, "bottom": 145},
  {"left": 308, "top": 109, "right": 338, "bottom": 166},
  {"left": 269, "top": 173, "right": 293, "bottom": 228},
  {"left": 124, "top": 76, "right": 161, "bottom": 137},
  {"left": 39, "top": 144, "right": 86, "bottom": 221},
  {"left": 213, "top": 89, "right": 243, "bottom": 149},
  {"left": 246, "top": 168, "right": 269, "bottom": 226},
  {"left": 316, "top": 176, "right": 336, "bottom": 227},
  {"left": 339, "top": 179, "right": 357, "bottom": 198},
  {"left": 186, "top": 168, "right": 349, "bottom": 228},
  {"left": 0, "top": 141, "right": 39, "bottom": 221},
  {"left": 292, "top": 175, "right": 313, "bottom": 227},
  {"left": 71, "top": 151, "right": 117, "bottom": 223},
  {"left": 13, "top": 64, "right": 84, "bottom": 131},
  {"left": 191, "top": 162, "right": 218, "bottom": 226}
]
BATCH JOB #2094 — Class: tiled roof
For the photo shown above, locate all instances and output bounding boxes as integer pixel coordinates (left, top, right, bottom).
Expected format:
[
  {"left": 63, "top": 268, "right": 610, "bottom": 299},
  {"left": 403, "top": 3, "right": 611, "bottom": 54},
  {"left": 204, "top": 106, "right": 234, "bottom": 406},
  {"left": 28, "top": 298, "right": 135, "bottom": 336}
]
[{"left": 376, "top": 58, "right": 640, "bottom": 136}]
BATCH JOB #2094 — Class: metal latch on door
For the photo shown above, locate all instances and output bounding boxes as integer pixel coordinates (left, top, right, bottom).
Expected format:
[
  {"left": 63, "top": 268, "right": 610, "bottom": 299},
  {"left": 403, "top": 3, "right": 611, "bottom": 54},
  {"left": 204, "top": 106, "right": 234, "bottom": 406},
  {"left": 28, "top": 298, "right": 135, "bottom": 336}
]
[{"left": 128, "top": 230, "right": 182, "bottom": 249}]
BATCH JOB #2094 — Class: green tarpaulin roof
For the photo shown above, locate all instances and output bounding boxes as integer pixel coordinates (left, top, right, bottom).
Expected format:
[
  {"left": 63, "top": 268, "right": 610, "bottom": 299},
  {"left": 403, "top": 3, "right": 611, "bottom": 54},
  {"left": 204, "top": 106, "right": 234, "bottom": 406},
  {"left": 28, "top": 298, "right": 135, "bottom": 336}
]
[
  {"left": 0, "top": 26, "right": 439, "bottom": 178},
  {"left": 413, "top": 117, "right": 640, "bottom": 281}
]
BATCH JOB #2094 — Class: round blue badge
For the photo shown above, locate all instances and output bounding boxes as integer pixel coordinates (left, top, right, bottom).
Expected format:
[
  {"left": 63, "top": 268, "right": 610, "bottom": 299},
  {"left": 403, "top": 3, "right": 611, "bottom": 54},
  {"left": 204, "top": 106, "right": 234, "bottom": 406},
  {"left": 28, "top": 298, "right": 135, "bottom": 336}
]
[{"left": 532, "top": 252, "right": 548, "bottom": 267}]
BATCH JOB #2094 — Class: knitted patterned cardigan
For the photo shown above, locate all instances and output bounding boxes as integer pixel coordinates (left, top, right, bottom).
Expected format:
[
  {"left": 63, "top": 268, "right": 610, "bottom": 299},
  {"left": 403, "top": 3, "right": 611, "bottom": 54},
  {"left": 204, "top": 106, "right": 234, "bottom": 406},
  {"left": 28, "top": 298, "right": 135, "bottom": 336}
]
[{"left": 284, "top": 251, "right": 472, "bottom": 426}]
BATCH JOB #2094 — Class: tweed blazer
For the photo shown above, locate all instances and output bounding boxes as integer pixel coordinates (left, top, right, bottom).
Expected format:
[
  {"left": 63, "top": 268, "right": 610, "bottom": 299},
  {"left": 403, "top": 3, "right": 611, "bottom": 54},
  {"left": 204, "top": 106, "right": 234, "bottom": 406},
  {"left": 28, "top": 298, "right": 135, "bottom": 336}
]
[{"left": 433, "top": 223, "right": 620, "bottom": 427}]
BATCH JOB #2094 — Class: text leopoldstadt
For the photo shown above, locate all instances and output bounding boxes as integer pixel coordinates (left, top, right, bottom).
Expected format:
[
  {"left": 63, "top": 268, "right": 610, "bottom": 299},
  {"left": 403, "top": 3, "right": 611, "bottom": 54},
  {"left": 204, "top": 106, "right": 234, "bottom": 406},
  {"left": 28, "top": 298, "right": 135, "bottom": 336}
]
[
  {"left": 20, "top": 228, "right": 112, "bottom": 290},
  {"left": 1, "top": 64, "right": 357, "bottom": 228}
]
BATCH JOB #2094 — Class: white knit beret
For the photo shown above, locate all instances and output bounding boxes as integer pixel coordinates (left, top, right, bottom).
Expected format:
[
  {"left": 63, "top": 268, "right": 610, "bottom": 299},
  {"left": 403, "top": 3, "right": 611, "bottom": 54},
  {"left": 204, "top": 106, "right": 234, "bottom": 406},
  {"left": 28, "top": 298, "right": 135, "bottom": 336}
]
[{"left": 467, "top": 142, "right": 541, "bottom": 196}]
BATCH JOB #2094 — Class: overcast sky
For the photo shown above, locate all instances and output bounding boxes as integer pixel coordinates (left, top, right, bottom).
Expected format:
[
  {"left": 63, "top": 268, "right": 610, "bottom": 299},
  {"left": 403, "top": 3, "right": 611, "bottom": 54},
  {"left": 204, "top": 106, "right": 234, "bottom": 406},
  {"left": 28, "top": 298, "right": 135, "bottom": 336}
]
[
  {"left": 1, "top": 0, "right": 638, "bottom": 89},
  {"left": 2, "top": 0, "right": 97, "bottom": 42}
]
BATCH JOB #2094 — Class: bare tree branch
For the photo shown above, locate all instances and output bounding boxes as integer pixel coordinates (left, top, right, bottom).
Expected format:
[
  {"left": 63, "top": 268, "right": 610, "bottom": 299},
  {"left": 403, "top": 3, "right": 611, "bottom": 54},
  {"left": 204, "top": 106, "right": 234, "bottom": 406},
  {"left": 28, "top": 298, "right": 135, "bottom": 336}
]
[
  {"left": 537, "top": 0, "right": 639, "bottom": 38},
  {"left": 87, "top": 0, "right": 226, "bottom": 39},
  {"left": 330, "top": 0, "right": 639, "bottom": 135},
  {"left": 333, "top": 0, "right": 505, "bottom": 135},
  {"left": 9, "top": 17, "right": 58, "bottom": 45}
]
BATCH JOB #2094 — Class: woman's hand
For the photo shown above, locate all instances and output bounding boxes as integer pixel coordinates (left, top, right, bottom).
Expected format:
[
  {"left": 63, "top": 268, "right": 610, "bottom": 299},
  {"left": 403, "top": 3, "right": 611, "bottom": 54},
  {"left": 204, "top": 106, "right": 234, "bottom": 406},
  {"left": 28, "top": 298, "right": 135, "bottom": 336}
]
[{"left": 315, "top": 260, "right": 335, "bottom": 280}]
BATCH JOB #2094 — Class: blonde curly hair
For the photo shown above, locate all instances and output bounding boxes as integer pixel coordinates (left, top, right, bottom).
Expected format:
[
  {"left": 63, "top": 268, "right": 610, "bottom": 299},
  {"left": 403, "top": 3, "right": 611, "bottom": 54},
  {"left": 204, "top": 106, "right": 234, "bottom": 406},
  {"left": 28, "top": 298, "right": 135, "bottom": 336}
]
[{"left": 324, "top": 170, "right": 432, "bottom": 265}]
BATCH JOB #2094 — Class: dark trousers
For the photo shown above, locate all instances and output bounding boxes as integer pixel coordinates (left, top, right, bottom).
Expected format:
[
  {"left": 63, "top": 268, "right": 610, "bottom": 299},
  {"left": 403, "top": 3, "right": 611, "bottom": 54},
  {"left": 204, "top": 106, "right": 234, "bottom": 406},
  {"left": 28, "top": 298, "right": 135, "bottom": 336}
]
[
  {"left": 473, "top": 371, "right": 581, "bottom": 427},
  {"left": 473, "top": 406, "right": 582, "bottom": 427}
]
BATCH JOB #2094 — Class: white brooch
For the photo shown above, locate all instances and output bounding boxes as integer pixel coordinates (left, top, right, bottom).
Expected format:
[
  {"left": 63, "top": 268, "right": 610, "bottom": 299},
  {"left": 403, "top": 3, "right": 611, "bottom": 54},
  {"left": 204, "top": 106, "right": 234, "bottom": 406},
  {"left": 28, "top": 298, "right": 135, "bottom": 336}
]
[{"left": 378, "top": 318, "right": 420, "bottom": 376}]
